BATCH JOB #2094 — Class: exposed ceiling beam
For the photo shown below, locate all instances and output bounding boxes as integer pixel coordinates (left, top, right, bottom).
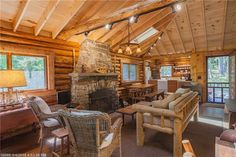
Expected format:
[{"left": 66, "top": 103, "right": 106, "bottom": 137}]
[
  {"left": 184, "top": 3, "right": 196, "bottom": 52},
  {"left": 98, "top": 22, "right": 127, "bottom": 42},
  {"left": 34, "top": 0, "right": 60, "bottom": 36},
  {"left": 139, "top": 19, "right": 174, "bottom": 56},
  {"left": 13, "top": 0, "right": 31, "bottom": 32},
  {"left": 52, "top": 1, "right": 86, "bottom": 39},
  {"left": 112, "top": 8, "right": 174, "bottom": 50},
  {"left": 58, "top": 0, "right": 182, "bottom": 40},
  {"left": 173, "top": 19, "right": 186, "bottom": 53},
  {"left": 221, "top": 0, "right": 228, "bottom": 50},
  {"left": 201, "top": 0, "right": 208, "bottom": 51},
  {"left": 165, "top": 29, "right": 176, "bottom": 54}
]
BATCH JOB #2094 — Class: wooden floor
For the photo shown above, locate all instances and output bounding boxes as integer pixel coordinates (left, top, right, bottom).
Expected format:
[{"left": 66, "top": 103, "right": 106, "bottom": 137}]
[{"left": 0, "top": 104, "right": 226, "bottom": 157}]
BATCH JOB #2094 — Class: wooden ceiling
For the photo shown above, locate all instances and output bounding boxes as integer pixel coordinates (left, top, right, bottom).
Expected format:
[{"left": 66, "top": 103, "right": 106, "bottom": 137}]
[{"left": 0, "top": 0, "right": 235, "bottom": 57}]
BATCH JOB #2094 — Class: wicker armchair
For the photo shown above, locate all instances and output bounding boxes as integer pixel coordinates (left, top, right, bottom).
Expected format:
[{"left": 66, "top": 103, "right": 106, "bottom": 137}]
[
  {"left": 59, "top": 109, "right": 123, "bottom": 157},
  {"left": 28, "top": 96, "right": 66, "bottom": 155}
]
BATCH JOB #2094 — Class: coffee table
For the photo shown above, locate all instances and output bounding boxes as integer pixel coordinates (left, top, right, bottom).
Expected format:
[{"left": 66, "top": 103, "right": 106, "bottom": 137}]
[{"left": 116, "top": 105, "right": 136, "bottom": 125}]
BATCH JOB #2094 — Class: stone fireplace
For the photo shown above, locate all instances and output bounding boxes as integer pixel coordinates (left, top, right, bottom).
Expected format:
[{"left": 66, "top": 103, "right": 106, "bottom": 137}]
[{"left": 70, "top": 39, "right": 119, "bottom": 112}]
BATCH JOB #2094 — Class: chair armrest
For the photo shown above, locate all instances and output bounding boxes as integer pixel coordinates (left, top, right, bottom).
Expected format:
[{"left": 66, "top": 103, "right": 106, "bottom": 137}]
[
  {"left": 50, "top": 104, "right": 67, "bottom": 112},
  {"left": 111, "top": 118, "right": 123, "bottom": 136},
  {"left": 132, "top": 104, "right": 182, "bottom": 119},
  {"left": 39, "top": 112, "right": 59, "bottom": 120}
]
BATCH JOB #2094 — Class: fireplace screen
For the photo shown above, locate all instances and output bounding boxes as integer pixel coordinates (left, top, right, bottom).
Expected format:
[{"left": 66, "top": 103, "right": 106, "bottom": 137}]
[{"left": 89, "top": 88, "right": 119, "bottom": 113}]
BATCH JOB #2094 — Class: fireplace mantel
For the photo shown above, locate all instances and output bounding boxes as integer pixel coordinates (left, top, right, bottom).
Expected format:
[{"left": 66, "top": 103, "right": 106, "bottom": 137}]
[{"left": 69, "top": 72, "right": 118, "bottom": 77}]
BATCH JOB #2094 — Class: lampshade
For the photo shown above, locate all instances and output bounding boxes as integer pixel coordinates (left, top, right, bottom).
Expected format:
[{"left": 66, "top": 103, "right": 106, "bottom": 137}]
[{"left": 0, "top": 70, "right": 27, "bottom": 88}]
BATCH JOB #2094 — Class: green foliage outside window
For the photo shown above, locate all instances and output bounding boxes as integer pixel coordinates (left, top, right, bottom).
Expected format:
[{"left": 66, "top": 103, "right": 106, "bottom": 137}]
[{"left": 0, "top": 54, "right": 7, "bottom": 70}]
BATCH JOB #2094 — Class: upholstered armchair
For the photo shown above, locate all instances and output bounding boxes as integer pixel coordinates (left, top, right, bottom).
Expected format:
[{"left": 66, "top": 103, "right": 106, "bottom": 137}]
[
  {"left": 59, "top": 109, "right": 123, "bottom": 157},
  {"left": 28, "top": 96, "right": 66, "bottom": 155}
]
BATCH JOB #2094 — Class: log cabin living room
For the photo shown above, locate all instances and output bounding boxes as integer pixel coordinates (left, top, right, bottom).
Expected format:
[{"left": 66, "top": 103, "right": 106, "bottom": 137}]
[{"left": 0, "top": 0, "right": 235, "bottom": 157}]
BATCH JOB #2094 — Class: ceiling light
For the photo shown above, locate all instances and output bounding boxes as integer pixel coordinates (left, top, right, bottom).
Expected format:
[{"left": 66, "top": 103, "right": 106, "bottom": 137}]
[
  {"left": 173, "top": 4, "right": 182, "bottom": 12},
  {"left": 129, "top": 15, "right": 138, "bottom": 23},
  {"left": 84, "top": 31, "right": 89, "bottom": 37},
  {"left": 105, "top": 23, "right": 113, "bottom": 30},
  {"left": 158, "top": 36, "right": 161, "bottom": 40},
  {"left": 118, "top": 47, "right": 123, "bottom": 54},
  {"left": 126, "top": 46, "right": 131, "bottom": 52},
  {"left": 136, "top": 47, "right": 141, "bottom": 53},
  {"left": 153, "top": 43, "right": 157, "bottom": 46},
  {"left": 150, "top": 46, "right": 153, "bottom": 50}
]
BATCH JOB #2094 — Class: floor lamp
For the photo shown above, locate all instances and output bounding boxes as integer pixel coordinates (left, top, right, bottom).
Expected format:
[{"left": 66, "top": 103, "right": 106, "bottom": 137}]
[{"left": 0, "top": 70, "right": 27, "bottom": 106}]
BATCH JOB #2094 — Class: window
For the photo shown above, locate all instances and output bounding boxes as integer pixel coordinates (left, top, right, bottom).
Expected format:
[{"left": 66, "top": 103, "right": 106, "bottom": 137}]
[
  {"left": 131, "top": 27, "right": 158, "bottom": 43},
  {"left": 122, "top": 63, "right": 137, "bottom": 81},
  {"left": 160, "top": 66, "right": 172, "bottom": 77},
  {"left": 12, "top": 55, "right": 46, "bottom": 90},
  {"left": 0, "top": 53, "right": 47, "bottom": 91},
  {"left": 0, "top": 54, "right": 7, "bottom": 70}
]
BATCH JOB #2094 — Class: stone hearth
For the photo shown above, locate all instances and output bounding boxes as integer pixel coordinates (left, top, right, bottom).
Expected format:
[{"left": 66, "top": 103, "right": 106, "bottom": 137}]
[{"left": 70, "top": 39, "right": 118, "bottom": 110}]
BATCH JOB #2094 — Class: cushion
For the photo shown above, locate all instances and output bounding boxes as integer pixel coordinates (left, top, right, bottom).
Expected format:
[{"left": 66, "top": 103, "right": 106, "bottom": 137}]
[
  {"left": 143, "top": 113, "right": 173, "bottom": 128},
  {"left": 43, "top": 118, "right": 60, "bottom": 127},
  {"left": 220, "top": 129, "right": 236, "bottom": 143},
  {"left": 175, "top": 88, "right": 190, "bottom": 95},
  {"left": 152, "top": 93, "right": 181, "bottom": 109},
  {"left": 169, "top": 91, "right": 193, "bottom": 110},
  {"left": 34, "top": 97, "right": 52, "bottom": 114},
  {"left": 100, "top": 133, "right": 114, "bottom": 149}
]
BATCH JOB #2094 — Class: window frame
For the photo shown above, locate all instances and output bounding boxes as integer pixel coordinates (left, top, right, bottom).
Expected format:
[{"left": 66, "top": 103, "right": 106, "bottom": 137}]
[
  {"left": 0, "top": 52, "right": 50, "bottom": 92},
  {"left": 121, "top": 62, "right": 138, "bottom": 82},
  {"left": 160, "top": 65, "right": 173, "bottom": 77}
]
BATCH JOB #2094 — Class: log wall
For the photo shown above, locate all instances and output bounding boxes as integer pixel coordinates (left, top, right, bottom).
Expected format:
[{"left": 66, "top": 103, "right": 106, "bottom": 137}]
[{"left": 0, "top": 29, "right": 144, "bottom": 95}]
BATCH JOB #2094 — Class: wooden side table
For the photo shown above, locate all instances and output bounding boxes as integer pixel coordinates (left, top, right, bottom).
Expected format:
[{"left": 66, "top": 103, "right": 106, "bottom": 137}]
[
  {"left": 116, "top": 105, "right": 136, "bottom": 125},
  {"left": 52, "top": 128, "right": 69, "bottom": 157}
]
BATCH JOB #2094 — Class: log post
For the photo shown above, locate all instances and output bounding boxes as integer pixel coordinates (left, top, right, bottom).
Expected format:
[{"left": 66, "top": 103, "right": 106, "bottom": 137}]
[
  {"left": 174, "top": 118, "right": 182, "bottom": 157},
  {"left": 136, "top": 112, "right": 144, "bottom": 146}
]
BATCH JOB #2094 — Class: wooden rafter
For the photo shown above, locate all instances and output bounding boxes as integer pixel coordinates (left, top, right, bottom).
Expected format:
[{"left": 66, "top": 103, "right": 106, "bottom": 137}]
[
  {"left": 52, "top": 1, "right": 86, "bottom": 39},
  {"left": 34, "top": 0, "right": 60, "bottom": 36},
  {"left": 173, "top": 19, "right": 186, "bottom": 53},
  {"left": 221, "top": 0, "right": 228, "bottom": 50},
  {"left": 13, "top": 0, "right": 31, "bottom": 32},
  {"left": 98, "top": 22, "right": 127, "bottom": 42},
  {"left": 58, "top": 0, "right": 179, "bottom": 39},
  {"left": 201, "top": 0, "right": 208, "bottom": 51},
  {"left": 184, "top": 3, "right": 195, "bottom": 52},
  {"left": 165, "top": 30, "right": 176, "bottom": 54},
  {"left": 112, "top": 8, "right": 174, "bottom": 50},
  {"left": 138, "top": 17, "right": 174, "bottom": 56}
]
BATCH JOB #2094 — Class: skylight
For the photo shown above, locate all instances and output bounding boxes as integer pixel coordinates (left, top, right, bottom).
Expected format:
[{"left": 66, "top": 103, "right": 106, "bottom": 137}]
[{"left": 131, "top": 27, "right": 158, "bottom": 44}]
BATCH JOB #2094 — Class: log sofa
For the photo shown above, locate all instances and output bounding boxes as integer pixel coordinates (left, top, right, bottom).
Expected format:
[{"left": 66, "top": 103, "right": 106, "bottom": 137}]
[{"left": 132, "top": 89, "right": 199, "bottom": 157}]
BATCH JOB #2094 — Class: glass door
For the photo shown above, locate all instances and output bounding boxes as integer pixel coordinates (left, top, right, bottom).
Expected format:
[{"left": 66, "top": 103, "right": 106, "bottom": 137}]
[{"left": 207, "top": 56, "right": 229, "bottom": 103}]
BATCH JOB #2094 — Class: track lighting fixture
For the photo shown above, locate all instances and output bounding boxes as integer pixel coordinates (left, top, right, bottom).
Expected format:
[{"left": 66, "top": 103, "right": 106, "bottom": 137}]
[
  {"left": 105, "top": 23, "right": 113, "bottom": 30},
  {"left": 172, "top": 3, "right": 182, "bottom": 13},
  {"left": 129, "top": 15, "right": 138, "bottom": 23},
  {"left": 84, "top": 31, "right": 89, "bottom": 37}
]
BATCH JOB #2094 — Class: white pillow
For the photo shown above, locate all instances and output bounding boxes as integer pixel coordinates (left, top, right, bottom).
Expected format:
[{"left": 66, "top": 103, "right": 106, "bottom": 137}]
[{"left": 175, "top": 88, "right": 190, "bottom": 94}]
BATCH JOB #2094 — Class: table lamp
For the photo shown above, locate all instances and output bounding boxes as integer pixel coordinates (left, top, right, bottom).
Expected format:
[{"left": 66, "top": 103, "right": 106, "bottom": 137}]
[{"left": 0, "top": 70, "right": 27, "bottom": 105}]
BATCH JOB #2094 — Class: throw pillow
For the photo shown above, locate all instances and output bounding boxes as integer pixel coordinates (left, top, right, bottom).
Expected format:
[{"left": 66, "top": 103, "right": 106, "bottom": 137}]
[
  {"left": 152, "top": 93, "right": 181, "bottom": 109},
  {"left": 175, "top": 88, "right": 190, "bottom": 94}
]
